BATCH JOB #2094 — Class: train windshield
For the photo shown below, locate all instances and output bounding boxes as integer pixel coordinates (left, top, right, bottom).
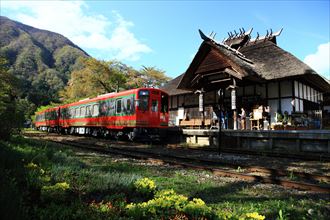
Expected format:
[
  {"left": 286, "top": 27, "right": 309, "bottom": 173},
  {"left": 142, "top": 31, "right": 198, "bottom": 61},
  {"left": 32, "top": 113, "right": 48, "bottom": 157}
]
[
  {"left": 138, "top": 90, "right": 149, "bottom": 111},
  {"left": 161, "top": 93, "right": 169, "bottom": 113}
]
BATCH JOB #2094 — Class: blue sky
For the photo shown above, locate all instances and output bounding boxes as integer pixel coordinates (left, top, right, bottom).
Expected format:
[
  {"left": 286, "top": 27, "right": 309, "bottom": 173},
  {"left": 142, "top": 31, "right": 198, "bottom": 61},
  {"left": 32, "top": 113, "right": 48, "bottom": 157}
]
[{"left": 1, "top": 0, "right": 329, "bottom": 79}]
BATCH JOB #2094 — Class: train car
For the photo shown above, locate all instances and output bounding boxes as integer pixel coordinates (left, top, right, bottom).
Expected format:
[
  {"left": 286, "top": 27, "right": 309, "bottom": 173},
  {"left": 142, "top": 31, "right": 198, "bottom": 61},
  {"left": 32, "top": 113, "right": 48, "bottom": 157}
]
[
  {"left": 35, "top": 107, "right": 60, "bottom": 132},
  {"left": 58, "top": 88, "right": 169, "bottom": 140}
]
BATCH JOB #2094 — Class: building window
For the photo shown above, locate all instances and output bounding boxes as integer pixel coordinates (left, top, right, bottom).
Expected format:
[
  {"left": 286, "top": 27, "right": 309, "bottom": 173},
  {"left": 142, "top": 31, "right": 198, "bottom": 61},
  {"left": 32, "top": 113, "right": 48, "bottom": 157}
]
[
  {"left": 280, "top": 81, "right": 292, "bottom": 97},
  {"left": 172, "top": 96, "right": 178, "bottom": 108},
  {"left": 268, "top": 82, "right": 278, "bottom": 98}
]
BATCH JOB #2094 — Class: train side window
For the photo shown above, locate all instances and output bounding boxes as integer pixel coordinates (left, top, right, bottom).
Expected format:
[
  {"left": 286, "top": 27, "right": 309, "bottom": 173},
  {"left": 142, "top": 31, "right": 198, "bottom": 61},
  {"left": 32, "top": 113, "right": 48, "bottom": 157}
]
[
  {"left": 81, "top": 106, "right": 86, "bottom": 117},
  {"left": 109, "top": 99, "right": 115, "bottom": 116},
  {"left": 100, "top": 101, "right": 108, "bottom": 116},
  {"left": 126, "top": 98, "right": 131, "bottom": 114},
  {"left": 151, "top": 100, "right": 158, "bottom": 112},
  {"left": 116, "top": 99, "right": 122, "bottom": 114},
  {"left": 70, "top": 108, "right": 74, "bottom": 118},
  {"left": 75, "top": 108, "right": 79, "bottom": 117},
  {"left": 161, "top": 93, "right": 169, "bottom": 113},
  {"left": 86, "top": 105, "right": 91, "bottom": 117},
  {"left": 130, "top": 96, "right": 135, "bottom": 114},
  {"left": 92, "top": 104, "right": 99, "bottom": 117}
]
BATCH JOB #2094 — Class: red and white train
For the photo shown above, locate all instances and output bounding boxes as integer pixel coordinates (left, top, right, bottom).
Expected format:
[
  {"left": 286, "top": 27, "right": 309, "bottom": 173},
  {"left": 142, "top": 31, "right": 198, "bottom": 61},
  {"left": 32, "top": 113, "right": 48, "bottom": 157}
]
[{"left": 35, "top": 88, "right": 169, "bottom": 140}]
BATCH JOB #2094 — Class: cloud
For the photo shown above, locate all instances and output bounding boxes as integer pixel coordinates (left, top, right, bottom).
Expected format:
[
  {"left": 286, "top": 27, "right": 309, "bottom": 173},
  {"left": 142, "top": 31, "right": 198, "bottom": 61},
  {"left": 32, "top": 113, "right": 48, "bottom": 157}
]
[
  {"left": 304, "top": 42, "right": 330, "bottom": 79},
  {"left": 2, "top": 0, "right": 151, "bottom": 61}
]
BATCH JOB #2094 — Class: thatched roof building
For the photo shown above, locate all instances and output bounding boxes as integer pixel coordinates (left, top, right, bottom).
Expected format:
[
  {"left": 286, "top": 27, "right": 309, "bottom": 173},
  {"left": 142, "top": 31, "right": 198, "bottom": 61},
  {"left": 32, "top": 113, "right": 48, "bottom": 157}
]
[
  {"left": 174, "top": 30, "right": 330, "bottom": 92},
  {"left": 162, "top": 29, "right": 330, "bottom": 129}
]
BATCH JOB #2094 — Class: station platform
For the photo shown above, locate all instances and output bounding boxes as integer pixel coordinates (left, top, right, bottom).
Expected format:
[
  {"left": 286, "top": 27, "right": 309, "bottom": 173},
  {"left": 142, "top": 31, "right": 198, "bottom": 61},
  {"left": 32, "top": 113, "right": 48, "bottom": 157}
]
[{"left": 166, "top": 127, "right": 330, "bottom": 156}]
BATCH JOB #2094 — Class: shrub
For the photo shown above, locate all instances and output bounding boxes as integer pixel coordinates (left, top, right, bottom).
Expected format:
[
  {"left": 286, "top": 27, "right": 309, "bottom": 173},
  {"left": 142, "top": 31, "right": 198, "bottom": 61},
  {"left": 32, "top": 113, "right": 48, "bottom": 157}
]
[
  {"left": 183, "top": 198, "right": 212, "bottom": 218},
  {"left": 240, "top": 212, "right": 266, "bottom": 220},
  {"left": 41, "top": 182, "right": 70, "bottom": 202},
  {"left": 25, "top": 162, "right": 48, "bottom": 190},
  {"left": 134, "top": 177, "right": 156, "bottom": 195},
  {"left": 126, "top": 189, "right": 213, "bottom": 219}
]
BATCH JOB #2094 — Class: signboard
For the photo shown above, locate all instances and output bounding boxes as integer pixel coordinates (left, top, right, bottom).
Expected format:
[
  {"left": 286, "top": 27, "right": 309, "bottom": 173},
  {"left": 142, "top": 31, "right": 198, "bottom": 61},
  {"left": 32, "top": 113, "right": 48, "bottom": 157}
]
[
  {"left": 178, "top": 107, "right": 184, "bottom": 119},
  {"left": 199, "top": 93, "right": 203, "bottom": 112},
  {"left": 231, "top": 89, "right": 236, "bottom": 110}
]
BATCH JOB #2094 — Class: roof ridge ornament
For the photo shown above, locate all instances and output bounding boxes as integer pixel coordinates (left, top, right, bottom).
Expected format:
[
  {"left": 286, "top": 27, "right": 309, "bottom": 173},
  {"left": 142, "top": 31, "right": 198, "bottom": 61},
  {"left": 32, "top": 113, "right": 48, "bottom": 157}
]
[
  {"left": 250, "top": 28, "right": 283, "bottom": 42},
  {"left": 198, "top": 29, "right": 254, "bottom": 64}
]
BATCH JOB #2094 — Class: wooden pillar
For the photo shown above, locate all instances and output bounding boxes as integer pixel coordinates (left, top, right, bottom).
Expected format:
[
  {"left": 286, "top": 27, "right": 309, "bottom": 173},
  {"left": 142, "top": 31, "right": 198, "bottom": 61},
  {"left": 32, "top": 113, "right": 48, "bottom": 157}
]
[{"left": 232, "top": 79, "right": 237, "bottom": 130}]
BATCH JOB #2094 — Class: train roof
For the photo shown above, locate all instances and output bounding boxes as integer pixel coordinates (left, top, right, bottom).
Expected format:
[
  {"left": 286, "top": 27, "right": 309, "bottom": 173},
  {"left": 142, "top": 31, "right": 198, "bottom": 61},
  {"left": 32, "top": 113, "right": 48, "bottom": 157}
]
[
  {"left": 35, "top": 88, "right": 168, "bottom": 114},
  {"left": 60, "top": 88, "right": 168, "bottom": 108},
  {"left": 35, "top": 106, "right": 59, "bottom": 115}
]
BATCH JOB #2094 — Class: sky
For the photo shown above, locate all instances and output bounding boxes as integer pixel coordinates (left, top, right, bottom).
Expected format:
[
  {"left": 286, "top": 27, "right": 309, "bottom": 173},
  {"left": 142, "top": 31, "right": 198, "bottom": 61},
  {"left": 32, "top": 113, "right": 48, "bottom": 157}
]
[{"left": 1, "top": 0, "right": 329, "bottom": 80}]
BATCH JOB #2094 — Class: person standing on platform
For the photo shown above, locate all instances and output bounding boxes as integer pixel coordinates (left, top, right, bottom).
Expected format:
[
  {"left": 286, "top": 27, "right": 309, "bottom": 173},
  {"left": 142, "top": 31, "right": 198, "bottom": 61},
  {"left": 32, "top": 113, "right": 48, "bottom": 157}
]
[{"left": 239, "top": 107, "right": 246, "bottom": 130}]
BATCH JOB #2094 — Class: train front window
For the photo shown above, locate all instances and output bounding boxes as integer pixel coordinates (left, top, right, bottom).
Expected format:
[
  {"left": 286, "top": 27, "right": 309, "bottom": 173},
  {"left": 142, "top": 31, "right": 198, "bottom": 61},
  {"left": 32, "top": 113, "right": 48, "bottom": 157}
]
[
  {"left": 138, "top": 90, "right": 149, "bottom": 111},
  {"left": 151, "top": 100, "right": 158, "bottom": 112},
  {"left": 161, "top": 93, "right": 169, "bottom": 113}
]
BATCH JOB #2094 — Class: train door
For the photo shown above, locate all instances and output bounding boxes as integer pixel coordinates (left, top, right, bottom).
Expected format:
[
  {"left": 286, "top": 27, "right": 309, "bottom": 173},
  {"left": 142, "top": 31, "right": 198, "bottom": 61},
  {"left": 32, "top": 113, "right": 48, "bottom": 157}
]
[
  {"left": 160, "top": 92, "right": 169, "bottom": 126},
  {"left": 149, "top": 90, "right": 160, "bottom": 127}
]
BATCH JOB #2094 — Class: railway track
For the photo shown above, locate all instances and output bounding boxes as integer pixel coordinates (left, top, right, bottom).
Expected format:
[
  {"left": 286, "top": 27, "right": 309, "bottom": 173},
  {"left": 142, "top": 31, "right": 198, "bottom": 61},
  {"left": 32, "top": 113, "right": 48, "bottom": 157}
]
[{"left": 25, "top": 133, "right": 330, "bottom": 193}]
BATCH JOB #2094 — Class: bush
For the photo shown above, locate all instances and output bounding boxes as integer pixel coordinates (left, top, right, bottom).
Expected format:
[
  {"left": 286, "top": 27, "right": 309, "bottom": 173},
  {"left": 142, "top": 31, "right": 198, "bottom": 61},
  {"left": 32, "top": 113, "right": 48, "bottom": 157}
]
[
  {"left": 126, "top": 188, "right": 213, "bottom": 219},
  {"left": 134, "top": 177, "right": 156, "bottom": 195},
  {"left": 41, "top": 182, "right": 70, "bottom": 202}
]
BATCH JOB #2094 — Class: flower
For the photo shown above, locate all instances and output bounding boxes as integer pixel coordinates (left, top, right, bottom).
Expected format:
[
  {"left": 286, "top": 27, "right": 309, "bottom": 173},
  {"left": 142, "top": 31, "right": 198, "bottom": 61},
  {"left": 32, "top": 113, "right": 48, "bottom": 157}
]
[
  {"left": 25, "top": 162, "right": 38, "bottom": 169},
  {"left": 244, "top": 212, "right": 266, "bottom": 220}
]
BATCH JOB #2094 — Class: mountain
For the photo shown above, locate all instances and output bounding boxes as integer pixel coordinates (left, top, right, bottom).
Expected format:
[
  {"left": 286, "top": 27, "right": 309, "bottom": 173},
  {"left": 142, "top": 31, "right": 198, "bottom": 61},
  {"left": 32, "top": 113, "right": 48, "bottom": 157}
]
[{"left": 0, "top": 16, "right": 89, "bottom": 105}]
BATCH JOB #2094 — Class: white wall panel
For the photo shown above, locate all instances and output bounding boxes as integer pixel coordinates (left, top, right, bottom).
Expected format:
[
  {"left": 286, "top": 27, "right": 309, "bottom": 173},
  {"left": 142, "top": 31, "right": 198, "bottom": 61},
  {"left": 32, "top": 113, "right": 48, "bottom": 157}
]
[
  {"left": 299, "top": 82, "right": 303, "bottom": 98},
  {"left": 294, "top": 81, "right": 299, "bottom": 97}
]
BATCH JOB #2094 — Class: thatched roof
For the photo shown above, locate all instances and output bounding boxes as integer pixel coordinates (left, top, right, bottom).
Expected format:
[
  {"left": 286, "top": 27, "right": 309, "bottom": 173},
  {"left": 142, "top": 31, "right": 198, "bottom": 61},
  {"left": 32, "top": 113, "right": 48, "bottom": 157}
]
[
  {"left": 160, "top": 74, "right": 190, "bottom": 96},
  {"left": 164, "top": 31, "right": 330, "bottom": 94}
]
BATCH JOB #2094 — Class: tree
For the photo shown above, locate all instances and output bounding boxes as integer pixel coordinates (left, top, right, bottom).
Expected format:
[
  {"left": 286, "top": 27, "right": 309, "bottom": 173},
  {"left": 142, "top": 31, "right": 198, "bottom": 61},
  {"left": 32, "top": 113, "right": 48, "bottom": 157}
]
[
  {"left": 139, "top": 66, "right": 172, "bottom": 88},
  {"left": 60, "top": 58, "right": 127, "bottom": 101},
  {"left": 0, "top": 57, "right": 20, "bottom": 139}
]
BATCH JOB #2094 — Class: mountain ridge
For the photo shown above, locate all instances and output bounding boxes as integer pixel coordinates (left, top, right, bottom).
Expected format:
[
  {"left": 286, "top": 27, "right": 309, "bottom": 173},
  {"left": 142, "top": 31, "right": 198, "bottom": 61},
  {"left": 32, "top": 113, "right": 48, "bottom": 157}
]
[{"left": 0, "top": 16, "right": 89, "bottom": 105}]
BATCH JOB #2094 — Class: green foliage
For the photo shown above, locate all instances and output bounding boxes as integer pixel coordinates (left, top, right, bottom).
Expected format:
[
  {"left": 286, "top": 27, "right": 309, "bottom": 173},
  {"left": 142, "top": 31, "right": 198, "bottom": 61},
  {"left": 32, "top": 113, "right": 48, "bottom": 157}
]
[
  {"left": 140, "top": 66, "right": 172, "bottom": 88},
  {"left": 41, "top": 182, "right": 70, "bottom": 202},
  {"left": 0, "top": 56, "right": 23, "bottom": 139},
  {"left": 0, "top": 141, "right": 27, "bottom": 219}
]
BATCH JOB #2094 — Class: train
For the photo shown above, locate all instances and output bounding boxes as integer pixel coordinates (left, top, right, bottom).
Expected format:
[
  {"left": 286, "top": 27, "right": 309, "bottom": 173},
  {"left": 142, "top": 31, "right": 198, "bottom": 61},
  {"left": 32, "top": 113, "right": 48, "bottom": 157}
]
[{"left": 34, "top": 88, "right": 169, "bottom": 140}]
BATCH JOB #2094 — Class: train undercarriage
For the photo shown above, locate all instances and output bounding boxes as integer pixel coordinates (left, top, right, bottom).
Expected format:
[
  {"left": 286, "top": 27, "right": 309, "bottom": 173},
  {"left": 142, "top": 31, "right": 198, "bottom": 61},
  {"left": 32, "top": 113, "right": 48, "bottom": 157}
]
[{"left": 37, "top": 126, "right": 167, "bottom": 142}]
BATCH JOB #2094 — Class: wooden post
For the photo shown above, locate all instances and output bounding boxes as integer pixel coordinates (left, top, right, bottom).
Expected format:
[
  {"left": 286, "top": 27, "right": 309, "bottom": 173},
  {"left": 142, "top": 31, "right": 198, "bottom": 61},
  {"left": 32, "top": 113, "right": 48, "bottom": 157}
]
[
  {"left": 198, "top": 88, "right": 205, "bottom": 127},
  {"left": 232, "top": 79, "right": 237, "bottom": 130}
]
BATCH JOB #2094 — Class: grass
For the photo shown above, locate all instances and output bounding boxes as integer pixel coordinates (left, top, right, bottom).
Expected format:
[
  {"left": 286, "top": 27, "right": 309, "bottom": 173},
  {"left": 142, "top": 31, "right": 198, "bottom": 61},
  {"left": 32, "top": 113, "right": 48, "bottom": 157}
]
[{"left": 1, "top": 135, "right": 329, "bottom": 219}]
